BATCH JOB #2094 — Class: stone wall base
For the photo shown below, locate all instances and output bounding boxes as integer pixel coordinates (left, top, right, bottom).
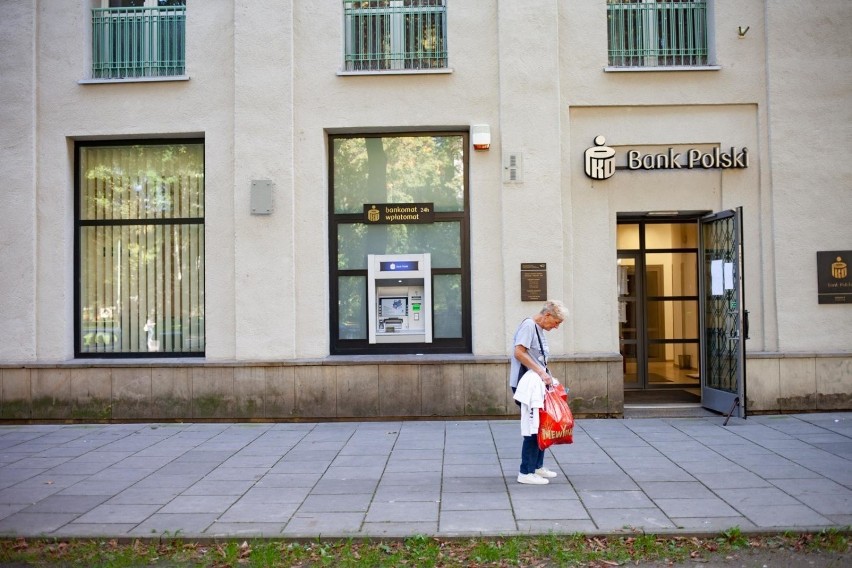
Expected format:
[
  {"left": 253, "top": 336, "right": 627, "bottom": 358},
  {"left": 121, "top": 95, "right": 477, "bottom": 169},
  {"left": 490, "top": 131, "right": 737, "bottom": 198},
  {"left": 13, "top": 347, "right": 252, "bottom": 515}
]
[
  {"left": 1, "top": 353, "right": 848, "bottom": 421},
  {"left": 0, "top": 356, "right": 623, "bottom": 421},
  {"left": 745, "top": 353, "right": 852, "bottom": 412}
]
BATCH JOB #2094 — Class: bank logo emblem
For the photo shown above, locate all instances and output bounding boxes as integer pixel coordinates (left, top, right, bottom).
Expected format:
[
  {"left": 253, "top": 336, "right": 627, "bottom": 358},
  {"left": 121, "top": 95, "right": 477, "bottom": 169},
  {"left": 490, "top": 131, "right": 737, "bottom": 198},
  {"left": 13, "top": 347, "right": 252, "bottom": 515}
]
[
  {"left": 832, "top": 256, "right": 848, "bottom": 280},
  {"left": 584, "top": 136, "right": 616, "bottom": 180},
  {"left": 367, "top": 205, "right": 380, "bottom": 222},
  {"left": 584, "top": 135, "right": 750, "bottom": 180}
]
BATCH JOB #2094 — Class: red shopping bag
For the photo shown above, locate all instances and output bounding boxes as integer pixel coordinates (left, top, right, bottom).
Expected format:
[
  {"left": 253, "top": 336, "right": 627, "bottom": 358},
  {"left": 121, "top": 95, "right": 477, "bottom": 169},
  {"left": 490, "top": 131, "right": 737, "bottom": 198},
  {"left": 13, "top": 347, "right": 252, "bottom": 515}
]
[
  {"left": 551, "top": 383, "right": 568, "bottom": 402},
  {"left": 538, "top": 387, "right": 574, "bottom": 450}
]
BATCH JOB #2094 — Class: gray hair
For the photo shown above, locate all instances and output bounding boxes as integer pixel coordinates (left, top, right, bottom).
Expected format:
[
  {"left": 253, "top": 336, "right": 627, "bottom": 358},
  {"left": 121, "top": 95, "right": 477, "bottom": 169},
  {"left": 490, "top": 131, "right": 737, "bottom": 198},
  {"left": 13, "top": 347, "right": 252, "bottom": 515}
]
[{"left": 540, "top": 299, "right": 567, "bottom": 321}]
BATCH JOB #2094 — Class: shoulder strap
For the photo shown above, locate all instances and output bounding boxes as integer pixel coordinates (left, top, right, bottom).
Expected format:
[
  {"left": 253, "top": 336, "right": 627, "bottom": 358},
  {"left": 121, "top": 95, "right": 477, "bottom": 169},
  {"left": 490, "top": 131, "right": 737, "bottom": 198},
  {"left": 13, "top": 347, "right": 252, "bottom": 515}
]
[{"left": 531, "top": 320, "right": 548, "bottom": 371}]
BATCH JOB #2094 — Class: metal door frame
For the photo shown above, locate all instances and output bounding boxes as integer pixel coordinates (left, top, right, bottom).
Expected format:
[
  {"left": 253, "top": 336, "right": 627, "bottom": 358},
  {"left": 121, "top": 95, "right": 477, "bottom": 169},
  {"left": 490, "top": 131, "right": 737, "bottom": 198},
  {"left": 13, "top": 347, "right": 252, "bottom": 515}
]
[
  {"left": 618, "top": 214, "right": 704, "bottom": 393},
  {"left": 698, "top": 207, "right": 747, "bottom": 418}
]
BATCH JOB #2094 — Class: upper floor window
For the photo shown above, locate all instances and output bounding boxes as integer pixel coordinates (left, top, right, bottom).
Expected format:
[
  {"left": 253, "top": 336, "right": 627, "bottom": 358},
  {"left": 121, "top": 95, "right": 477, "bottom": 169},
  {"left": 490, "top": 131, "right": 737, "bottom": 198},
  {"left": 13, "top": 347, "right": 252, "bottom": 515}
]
[
  {"left": 91, "top": 0, "right": 186, "bottom": 80},
  {"left": 343, "top": 1, "right": 448, "bottom": 72},
  {"left": 607, "top": 0, "right": 708, "bottom": 68}
]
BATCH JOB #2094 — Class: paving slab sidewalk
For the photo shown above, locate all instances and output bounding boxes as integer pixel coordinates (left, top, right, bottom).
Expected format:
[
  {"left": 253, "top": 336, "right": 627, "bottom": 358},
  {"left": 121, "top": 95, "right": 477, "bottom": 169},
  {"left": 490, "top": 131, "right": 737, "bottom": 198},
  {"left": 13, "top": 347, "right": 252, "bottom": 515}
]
[{"left": 0, "top": 412, "right": 849, "bottom": 539}]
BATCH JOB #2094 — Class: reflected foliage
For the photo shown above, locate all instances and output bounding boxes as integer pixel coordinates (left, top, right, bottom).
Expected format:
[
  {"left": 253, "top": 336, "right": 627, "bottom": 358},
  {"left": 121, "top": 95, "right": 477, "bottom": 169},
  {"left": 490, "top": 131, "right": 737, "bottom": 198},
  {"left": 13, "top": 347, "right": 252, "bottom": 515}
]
[
  {"left": 81, "top": 144, "right": 204, "bottom": 220},
  {"left": 433, "top": 274, "right": 462, "bottom": 338},
  {"left": 339, "top": 276, "right": 367, "bottom": 340},
  {"left": 338, "top": 222, "right": 461, "bottom": 270},
  {"left": 333, "top": 135, "right": 463, "bottom": 213}
]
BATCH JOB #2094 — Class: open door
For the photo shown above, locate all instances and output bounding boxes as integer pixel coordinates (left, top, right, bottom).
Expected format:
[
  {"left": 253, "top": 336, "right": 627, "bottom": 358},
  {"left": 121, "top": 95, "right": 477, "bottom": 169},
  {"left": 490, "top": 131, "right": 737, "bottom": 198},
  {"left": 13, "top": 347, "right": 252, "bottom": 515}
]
[{"left": 699, "top": 207, "right": 747, "bottom": 418}]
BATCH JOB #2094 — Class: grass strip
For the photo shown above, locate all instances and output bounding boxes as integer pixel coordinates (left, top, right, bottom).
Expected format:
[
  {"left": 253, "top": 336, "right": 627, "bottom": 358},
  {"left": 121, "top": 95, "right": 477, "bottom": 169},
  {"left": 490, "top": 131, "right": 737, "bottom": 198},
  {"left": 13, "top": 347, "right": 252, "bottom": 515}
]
[{"left": 0, "top": 528, "right": 847, "bottom": 567}]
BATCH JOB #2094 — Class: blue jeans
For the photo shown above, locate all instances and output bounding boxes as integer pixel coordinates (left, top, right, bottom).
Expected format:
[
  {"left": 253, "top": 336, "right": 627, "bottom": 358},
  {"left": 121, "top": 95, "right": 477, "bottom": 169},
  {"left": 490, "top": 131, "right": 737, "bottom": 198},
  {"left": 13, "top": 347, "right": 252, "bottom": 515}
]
[
  {"left": 513, "top": 386, "right": 545, "bottom": 474},
  {"left": 520, "top": 434, "right": 544, "bottom": 474}
]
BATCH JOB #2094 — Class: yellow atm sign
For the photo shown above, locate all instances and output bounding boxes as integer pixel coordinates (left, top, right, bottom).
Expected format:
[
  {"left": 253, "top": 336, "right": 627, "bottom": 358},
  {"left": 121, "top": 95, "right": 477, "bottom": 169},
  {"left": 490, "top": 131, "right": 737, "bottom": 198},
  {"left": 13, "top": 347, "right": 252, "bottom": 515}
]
[{"left": 364, "top": 203, "right": 434, "bottom": 224}]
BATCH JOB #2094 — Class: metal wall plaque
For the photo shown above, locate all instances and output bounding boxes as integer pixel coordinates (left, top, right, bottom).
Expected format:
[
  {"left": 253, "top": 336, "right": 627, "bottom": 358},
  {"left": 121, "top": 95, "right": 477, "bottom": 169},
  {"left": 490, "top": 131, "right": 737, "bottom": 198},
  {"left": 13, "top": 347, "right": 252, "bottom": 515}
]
[
  {"left": 250, "top": 180, "right": 272, "bottom": 215},
  {"left": 817, "top": 251, "right": 852, "bottom": 304},
  {"left": 363, "top": 203, "right": 434, "bottom": 224},
  {"left": 521, "top": 263, "right": 547, "bottom": 301}
]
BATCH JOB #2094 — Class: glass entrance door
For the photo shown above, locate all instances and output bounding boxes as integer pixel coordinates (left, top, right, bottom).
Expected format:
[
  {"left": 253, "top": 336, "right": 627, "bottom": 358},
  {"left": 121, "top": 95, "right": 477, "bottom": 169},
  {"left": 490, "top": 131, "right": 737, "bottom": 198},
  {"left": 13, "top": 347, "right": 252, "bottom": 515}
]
[{"left": 618, "top": 220, "right": 701, "bottom": 395}]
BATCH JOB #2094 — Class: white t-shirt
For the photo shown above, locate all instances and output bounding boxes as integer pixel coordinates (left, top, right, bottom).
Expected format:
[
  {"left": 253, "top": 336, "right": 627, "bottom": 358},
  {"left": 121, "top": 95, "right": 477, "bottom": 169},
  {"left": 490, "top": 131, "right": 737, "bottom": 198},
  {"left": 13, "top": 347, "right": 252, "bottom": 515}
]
[{"left": 513, "top": 369, "right": 546, "bottom": 436}]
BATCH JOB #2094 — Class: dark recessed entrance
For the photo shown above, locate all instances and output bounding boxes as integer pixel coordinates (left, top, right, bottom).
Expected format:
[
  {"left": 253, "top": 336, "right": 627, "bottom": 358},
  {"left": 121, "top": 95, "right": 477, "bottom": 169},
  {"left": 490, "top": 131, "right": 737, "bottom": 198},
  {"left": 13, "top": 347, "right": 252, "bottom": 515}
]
[{"left": 618, "top": 214, "right": 704, "bottom": 404}]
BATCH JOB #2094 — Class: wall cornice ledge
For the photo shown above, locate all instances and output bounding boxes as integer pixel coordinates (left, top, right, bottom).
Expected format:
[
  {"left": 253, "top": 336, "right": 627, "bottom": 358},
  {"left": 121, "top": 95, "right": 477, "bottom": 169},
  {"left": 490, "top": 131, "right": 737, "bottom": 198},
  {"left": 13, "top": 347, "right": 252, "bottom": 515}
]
[{"left": 747, "top": 351, "right": 852, "bottom": 359}]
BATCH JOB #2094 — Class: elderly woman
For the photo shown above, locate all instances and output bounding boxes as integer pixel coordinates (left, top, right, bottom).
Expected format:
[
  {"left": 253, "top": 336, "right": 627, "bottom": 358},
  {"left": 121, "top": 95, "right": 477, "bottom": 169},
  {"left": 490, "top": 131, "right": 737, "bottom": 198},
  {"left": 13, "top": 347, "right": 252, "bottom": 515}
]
[{"left": 509, "top": 299, "right": 567, "bottom": 485}]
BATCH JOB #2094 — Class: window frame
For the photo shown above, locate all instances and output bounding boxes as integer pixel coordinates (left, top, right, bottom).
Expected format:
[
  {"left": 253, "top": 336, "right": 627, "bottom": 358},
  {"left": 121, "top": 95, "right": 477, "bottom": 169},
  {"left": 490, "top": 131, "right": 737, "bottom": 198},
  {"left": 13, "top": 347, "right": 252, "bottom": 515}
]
[
  {"left": 606, "top": 0, "right": 717, "bottom": 71},
  {"left": 340, "top": 0, "right": 450, "bottom": 75},
  {"left": 89, "top": 0, "right": 187, "bottom": 81},
  {"left": 327, "top": 130, "right": 472, "bottom": 355},
  {"left": 74, "top": 138, "right": 206, "bottom": 359}
]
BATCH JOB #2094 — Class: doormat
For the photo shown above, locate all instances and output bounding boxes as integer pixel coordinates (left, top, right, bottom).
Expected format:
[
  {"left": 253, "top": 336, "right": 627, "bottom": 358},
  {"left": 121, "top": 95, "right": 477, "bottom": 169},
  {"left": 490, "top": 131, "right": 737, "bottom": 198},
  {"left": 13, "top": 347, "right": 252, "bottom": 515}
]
[{"left": 625, "top": 389, "right": 701, "bottom": 404}]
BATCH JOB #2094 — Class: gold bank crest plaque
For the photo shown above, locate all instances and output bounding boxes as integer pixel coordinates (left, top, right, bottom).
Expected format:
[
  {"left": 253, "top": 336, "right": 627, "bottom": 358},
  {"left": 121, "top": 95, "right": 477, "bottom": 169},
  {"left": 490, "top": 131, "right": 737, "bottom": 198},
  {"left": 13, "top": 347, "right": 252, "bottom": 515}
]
[{"left": 817, "top": 251, "right": 852, "bottom": 304}]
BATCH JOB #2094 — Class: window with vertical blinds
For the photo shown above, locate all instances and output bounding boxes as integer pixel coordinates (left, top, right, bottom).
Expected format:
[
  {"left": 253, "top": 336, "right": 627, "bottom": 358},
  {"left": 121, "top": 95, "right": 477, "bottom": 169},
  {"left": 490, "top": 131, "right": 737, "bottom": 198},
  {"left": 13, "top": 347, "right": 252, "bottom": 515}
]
[{"left": 75, "top": 141, "right": 205, "bottom": 357}]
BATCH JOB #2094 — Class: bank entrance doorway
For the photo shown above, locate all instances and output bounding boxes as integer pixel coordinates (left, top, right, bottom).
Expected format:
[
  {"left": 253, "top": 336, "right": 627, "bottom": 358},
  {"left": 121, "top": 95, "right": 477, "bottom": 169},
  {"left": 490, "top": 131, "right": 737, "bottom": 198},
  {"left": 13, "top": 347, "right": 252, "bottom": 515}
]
[
  {"left": 618, "top": 216, "right": 701, "bottom": 403},
  {"left": 617, "top": 210, "right": 747, "bottom": 416}
]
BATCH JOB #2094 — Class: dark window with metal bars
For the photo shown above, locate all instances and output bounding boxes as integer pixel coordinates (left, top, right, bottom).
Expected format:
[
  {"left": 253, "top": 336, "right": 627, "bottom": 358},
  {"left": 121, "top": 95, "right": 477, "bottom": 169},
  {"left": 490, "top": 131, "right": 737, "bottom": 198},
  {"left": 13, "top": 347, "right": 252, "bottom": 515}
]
[
  {"left": 92, "top": 0, "right": 186, "bottom": 79},
  {"left": 607, "top": 0, "right": 708, "bottom": 67},
  {"left": 343, "top": 0, "right": 447, "bottom": 71}
]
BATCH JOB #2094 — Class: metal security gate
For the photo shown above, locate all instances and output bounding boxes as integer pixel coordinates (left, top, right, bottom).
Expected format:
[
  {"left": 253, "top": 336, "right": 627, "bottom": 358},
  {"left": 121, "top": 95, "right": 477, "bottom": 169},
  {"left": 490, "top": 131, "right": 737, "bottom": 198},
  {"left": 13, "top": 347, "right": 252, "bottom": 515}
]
[{"left": 698, "top": 207, "right": 747, "bottom": 418}]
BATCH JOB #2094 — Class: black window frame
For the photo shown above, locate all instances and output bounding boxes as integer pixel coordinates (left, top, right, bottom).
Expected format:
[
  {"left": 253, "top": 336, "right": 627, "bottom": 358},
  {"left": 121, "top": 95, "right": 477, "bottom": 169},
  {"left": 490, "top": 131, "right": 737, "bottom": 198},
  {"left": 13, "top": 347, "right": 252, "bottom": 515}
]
[
  {"left": 328, "top": 130, "right": 472, "bottom": 355},
  {"left": 74, "top": 137, "right": 206, "bottom": 359}
]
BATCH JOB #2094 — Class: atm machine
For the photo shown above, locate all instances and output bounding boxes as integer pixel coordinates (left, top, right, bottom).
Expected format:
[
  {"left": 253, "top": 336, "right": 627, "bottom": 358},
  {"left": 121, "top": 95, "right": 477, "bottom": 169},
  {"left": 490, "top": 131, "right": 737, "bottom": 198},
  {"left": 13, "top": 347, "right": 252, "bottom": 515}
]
[{"left": 367, "top": 253, "right": 432, "bottom": 344}]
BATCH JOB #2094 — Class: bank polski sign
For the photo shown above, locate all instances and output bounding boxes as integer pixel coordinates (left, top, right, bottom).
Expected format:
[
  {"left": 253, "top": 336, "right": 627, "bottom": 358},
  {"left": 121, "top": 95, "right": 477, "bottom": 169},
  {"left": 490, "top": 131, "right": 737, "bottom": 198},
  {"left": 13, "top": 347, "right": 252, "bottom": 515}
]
[{"left": 584, "top": 136, "right": 749, "bottom": 180}]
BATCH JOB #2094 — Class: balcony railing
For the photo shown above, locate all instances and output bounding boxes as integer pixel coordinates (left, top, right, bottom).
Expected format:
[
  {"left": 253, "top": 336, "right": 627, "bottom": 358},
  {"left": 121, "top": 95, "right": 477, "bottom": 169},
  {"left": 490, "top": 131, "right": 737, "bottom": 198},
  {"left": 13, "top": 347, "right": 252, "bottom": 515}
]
[
  {"left": 92, "top": 5, "right": 186, "bottom": 79},
  {"left": 343, "top": 0, "right": 447, "bottom": 72},
  {"left": 608, "top": 0, "right": 708, "bottom": 68}
]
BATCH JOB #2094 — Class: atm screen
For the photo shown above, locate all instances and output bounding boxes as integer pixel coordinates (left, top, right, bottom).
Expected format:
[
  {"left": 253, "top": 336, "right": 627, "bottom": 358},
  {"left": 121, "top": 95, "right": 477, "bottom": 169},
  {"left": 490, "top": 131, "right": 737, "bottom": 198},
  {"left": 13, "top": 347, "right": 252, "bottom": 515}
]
[{"left": 379, "top": 297, "right": 408, "bottom": 317}]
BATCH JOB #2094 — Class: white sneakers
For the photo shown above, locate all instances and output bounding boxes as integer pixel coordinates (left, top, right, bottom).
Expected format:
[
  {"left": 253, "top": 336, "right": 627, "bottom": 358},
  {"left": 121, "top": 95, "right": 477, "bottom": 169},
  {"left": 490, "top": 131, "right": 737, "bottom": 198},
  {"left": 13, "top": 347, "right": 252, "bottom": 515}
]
[
  {"left": 517, "top": 473, "right": 548, "bottom": 485},
  {"left": 517, "top": 467, "right": 559, "bottom": 485},
  {"left": 535, "top": 467, "right": 558, "bottom": 478}
]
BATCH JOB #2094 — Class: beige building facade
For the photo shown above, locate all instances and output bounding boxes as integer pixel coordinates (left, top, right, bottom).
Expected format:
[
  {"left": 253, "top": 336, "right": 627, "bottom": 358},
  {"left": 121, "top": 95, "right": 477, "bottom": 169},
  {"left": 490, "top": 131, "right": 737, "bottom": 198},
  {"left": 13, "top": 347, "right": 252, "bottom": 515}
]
[{"left": 0, "top": 0, "right": 850, "bottom": 421}]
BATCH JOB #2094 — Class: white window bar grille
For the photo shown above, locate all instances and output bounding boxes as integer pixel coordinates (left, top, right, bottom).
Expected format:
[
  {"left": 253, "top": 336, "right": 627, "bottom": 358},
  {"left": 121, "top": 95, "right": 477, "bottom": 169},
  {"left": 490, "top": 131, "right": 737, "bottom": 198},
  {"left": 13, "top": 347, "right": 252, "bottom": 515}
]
[
  {"left": 344, "top": 0, "right": 448, "bottom": 71},
  {"left": 92, "top": 3, "right": 186, "bottom": 79},
  {"left": 608, "top": 0, "right": 708, "bottom": 67}
]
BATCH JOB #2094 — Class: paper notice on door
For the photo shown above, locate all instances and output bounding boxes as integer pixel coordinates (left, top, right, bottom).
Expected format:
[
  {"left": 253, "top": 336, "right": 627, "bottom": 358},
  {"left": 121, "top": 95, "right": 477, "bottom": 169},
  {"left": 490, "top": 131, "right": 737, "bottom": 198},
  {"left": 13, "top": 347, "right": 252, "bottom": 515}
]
[
  {"left": 711, "top": 259, "right": 724, "bottom": 295},
  {"left": 724, "top": 262, "right": 735, "bottom": 291},
  {"left": 617, "top": 265, "right": 629, "bottom": 296}
]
